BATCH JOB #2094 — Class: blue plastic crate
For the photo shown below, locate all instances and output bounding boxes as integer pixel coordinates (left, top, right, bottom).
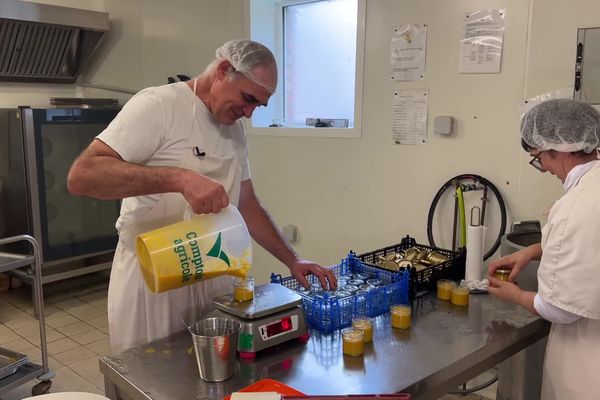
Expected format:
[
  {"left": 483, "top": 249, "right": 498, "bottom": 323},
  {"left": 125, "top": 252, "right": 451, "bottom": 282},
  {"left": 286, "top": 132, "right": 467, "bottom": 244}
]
[{"left": 270, "top": 254, "right": 410, "bottom": 333}]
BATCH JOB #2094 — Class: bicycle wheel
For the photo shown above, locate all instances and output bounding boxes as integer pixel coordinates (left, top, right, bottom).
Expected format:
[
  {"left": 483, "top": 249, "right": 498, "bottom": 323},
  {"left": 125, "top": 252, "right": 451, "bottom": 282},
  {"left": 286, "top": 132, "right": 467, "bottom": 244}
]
[{"left": 427, "top": 174, "right": 507, "bottom": 261}]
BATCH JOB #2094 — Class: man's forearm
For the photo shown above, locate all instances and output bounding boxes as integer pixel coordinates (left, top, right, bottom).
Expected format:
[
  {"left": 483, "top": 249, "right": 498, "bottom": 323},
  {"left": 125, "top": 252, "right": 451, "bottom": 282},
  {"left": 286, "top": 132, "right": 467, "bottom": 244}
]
[
  {"left": 241, "top": 200, "right": 298, "bottom": 268},
  {"left": 68, "top": 155, "right": 188, "bottom": 200}
]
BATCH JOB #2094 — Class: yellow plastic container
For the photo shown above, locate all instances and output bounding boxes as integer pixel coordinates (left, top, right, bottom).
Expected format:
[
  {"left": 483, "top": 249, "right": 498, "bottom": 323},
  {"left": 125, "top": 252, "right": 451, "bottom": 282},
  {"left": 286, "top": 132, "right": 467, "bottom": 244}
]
[
  {"left": 450, "top": 285, "right": 470, "bottom": 306},
  {"left": 391, "top": 304, "right": 411, "bottom": 329},
  {"left": 342, "top": 328, "right": 364, "bottom": 356},
  {"left": 352, "top": 316, "right": 373, "bottom": 343},
  {"left": 437, "top": 279, "right": 454, "bottom": 301},
  {"left": 233, "top": 276, "right": 254, "bottom": 302},
  {"left": 136, "top": 205, "right": 252, "bottom": 293}
]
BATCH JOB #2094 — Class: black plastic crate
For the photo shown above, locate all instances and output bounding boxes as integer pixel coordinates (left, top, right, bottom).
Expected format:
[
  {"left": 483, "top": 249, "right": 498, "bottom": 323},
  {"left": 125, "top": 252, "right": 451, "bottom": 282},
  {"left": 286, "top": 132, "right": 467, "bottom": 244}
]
[{"left": 354, "top": 235, "right": 465, "bottom": 300}]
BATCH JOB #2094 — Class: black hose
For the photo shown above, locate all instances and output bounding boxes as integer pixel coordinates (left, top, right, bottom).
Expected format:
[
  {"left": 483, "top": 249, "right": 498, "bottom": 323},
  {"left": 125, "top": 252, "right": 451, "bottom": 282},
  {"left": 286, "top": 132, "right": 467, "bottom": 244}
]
[
  {"left": 427, "top": 174, "right": 507, "bottom": 261},
  {"left": 448, "top": 370, "right": 498, "bottom": 395}
]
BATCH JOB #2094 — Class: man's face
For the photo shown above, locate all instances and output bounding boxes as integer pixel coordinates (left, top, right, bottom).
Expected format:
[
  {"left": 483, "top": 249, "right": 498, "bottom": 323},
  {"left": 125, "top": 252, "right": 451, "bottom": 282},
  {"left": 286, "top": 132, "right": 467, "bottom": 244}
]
[{"left": 210, "top": 64, "right": 274, "bottom": 126}]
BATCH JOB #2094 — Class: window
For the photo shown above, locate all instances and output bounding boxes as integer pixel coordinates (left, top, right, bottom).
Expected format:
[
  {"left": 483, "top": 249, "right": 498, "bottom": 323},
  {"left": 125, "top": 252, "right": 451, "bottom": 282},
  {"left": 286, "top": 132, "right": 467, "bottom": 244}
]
[{"left": 248, "top": 0, "right": 365, "bottom": 138}]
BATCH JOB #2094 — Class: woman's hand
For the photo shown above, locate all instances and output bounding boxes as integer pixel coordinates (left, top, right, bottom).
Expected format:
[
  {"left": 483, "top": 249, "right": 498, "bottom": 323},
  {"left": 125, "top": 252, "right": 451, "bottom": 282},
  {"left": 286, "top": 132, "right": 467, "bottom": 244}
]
[
  {"left": 488, "top": 277, "right": 538, "bottom": 314},
  {"left": 487, "top": 277, "right": 523, "bottom": 303},
  {"left": 488, "top": 244, "right": 541, "bottom": 282}
]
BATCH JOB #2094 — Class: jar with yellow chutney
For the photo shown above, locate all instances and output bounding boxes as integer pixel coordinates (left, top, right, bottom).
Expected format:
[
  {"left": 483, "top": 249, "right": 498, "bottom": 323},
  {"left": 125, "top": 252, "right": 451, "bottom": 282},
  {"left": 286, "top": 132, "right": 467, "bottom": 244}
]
[
  {"left": 450, "top": 284, "right": 469, "bottom": 306},
  {"left": 391, "top": 304, "right": 411, "bottom": 329},
  {"left": 494, "top": 269, "right": 511, "bottom": 281},
  {"left": 352, "top": 316, "right": 373, "bottom": 342},
  {"left": 437, "top": 279, "right": 454, "bottom": 301},
  {"left": 233, "top": 276, "right": 254, "bottom": 302},
  {"left": 342, "top": 328, "right": 365, "bottom": 356}
]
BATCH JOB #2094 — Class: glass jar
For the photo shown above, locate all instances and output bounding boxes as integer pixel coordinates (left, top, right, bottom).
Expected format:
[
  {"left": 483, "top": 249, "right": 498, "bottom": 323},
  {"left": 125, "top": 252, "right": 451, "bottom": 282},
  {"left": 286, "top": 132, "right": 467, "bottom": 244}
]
[
  {"left": 450, "top": 284, "right": 469, "bottom": 306},
  {"left": 352, "top": 316, "right": 373, "bottom": 342},
  {"left": 366, "top": 278, "right": 382, "bottom": 287},
  {"left": 348, "top": 279, "right": 365, "bottom": 286},
  {"left": 494, "top": 269, "right": 511, "bottom": 281},
  {"left": 342, "top": 328, "right": 365, "bottom": 356},
  {"left": 390, "top": 304, "right": 411, "bottom": 329},
  {"left": 233, "top": 276, "right": 254, "bottom": 302},
  {"left": 437, "top": 279, "right": 454, "bottom": 301}
]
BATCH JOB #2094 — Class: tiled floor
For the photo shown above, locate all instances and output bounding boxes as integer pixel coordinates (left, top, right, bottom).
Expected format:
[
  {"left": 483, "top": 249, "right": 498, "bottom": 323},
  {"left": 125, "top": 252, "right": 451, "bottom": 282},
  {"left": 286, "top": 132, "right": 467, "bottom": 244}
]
[
  {"left": 0, "top": 272, "right": 497, "bottom": 399},
  {"left": 0, "top": 272, "right": 110, "bottom": 399}
]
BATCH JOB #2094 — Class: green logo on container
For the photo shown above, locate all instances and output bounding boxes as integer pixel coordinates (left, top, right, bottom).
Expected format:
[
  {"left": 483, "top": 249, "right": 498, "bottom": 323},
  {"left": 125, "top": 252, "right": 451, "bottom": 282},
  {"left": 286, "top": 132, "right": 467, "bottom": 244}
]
[
  {"left": 173, "top": 232, "right": 230, "bottom": 284},
  {"left": 206, "top": 233, "right": 231, "bottom": 267},
  {"left": 238, "top": 332, "right": 254, "bottom": 350}
]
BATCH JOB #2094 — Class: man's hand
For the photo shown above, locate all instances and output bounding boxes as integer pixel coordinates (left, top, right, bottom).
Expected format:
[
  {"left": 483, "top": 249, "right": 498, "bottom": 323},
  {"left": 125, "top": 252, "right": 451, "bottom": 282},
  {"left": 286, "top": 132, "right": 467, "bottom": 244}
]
[
  {"left": 289, "top": 259, "right": 337, "bottom": 291},
  {"left": 181, "top": 173, "right": 229, "bottom": 214}
]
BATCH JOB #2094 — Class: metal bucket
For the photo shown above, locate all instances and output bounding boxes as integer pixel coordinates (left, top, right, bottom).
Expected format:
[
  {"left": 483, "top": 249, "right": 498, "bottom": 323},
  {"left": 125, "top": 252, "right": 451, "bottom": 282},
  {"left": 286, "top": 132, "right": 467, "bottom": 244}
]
[{"left": 189, "top": 317, "right": 241, "bottom": 382}]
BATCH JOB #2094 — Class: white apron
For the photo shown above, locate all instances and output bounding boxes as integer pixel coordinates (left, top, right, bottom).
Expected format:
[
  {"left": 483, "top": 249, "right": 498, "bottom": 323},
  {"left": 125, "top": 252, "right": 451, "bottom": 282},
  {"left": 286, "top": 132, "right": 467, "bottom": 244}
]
[
  {"left": 107, "top": 138, "right": 243, "bottom": 353},
  {"left": 538, "top": 160, "right": 600, "bottom": 399},
  {"left": 542, "top": 318, "right": 600, "bottom": 399}
]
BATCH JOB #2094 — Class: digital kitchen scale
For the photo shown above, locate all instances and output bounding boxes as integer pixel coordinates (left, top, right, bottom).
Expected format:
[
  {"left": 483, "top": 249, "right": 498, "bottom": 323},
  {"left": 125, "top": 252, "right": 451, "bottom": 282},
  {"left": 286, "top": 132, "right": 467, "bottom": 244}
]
[{"left": 207, "top": 283, "right": 309, "bottom": 359}]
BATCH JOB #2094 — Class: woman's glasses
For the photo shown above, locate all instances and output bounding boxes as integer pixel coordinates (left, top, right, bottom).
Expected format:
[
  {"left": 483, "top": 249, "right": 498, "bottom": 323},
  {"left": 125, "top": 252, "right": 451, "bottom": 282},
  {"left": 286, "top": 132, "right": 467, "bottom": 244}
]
[{"left": 529, "top": 152, "right": 545, "bottom": 171}]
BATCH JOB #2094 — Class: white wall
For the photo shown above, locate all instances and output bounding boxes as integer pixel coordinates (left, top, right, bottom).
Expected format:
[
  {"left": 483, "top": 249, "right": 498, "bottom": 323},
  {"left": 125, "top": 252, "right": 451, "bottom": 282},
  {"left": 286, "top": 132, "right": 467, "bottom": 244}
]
[
  {"left": 0, "top": 0, "right": 243, "bottom": 106},
  {"left": 244, "top": 0, "right": 600, "bottom": 284},
  {"left": 0, "top": 0, "right": 105, "bottom": 108},
  {"left": 248, "top": 0, "right": 530, "bottom": 283},
  {"left": 3, "top": 0, "right": 597, "bottom": 285}
]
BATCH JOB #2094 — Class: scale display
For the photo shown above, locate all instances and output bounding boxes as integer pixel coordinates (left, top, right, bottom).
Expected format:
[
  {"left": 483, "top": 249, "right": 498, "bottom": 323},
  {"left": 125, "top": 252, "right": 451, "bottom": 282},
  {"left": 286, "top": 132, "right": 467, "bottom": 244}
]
[{"left": 259, "top": 315, "right": 298, "bottom": 340}]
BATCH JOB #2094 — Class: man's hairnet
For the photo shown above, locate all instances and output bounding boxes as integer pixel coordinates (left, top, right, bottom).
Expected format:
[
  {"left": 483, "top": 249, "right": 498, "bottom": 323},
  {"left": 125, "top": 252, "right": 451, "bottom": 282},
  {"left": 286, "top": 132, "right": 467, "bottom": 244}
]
[
  {"left": 215, "top": 39, "right": 277, "bottom": 93},
  {"left": 521, "top": 99, "right": 600, "bottom": 153}
]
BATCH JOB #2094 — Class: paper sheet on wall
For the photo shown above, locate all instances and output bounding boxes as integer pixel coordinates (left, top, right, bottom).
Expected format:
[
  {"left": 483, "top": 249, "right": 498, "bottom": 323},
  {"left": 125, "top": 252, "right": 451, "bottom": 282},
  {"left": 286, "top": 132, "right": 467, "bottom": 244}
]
[
  {"left": 390, "top": 24, "right": 427, "bottom": 81},
  {"left": 458, "top": 9, "right": 505, "bottom": 73},
  {"left": 392, "top": 90, "right": 428, "bottom": 145}
]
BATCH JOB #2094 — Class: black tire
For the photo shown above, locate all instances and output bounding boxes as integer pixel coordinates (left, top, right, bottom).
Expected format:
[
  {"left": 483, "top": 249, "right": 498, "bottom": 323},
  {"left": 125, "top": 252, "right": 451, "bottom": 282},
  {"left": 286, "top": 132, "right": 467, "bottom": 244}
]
[
  {"left": 31, "top": 380, "right": 52, "bottom": 396},
  {"left": 427, "top": 174, "right": 507, "bottom": 260}
]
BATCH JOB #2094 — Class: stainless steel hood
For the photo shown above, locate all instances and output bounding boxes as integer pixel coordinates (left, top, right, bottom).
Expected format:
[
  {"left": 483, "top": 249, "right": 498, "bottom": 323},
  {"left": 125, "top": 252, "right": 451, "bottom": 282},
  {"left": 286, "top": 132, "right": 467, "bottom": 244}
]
[{"left": 0, "top": 0, "right": 109, "bottom": 83}]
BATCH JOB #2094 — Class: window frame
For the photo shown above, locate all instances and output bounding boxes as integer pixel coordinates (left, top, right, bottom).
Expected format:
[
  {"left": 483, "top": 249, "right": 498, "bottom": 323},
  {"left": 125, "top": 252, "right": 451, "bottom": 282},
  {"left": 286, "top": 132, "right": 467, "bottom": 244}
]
[{"left": 244, "top": 0, "right": 366, "bottom": 139}]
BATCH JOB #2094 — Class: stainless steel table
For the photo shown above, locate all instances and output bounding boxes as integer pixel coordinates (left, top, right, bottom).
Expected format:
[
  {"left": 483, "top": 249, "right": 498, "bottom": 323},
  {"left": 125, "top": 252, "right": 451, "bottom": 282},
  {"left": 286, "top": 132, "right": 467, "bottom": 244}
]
[{"left": 99, "top": 293, "right": 550, "bottom": 400}]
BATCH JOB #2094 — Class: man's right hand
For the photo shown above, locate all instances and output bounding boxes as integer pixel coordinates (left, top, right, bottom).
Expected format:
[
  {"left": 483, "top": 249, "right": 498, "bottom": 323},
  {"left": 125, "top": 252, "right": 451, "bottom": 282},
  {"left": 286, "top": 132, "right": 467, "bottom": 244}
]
[{"left": 182, "top": 173, "right": 229, "bottom": 214}]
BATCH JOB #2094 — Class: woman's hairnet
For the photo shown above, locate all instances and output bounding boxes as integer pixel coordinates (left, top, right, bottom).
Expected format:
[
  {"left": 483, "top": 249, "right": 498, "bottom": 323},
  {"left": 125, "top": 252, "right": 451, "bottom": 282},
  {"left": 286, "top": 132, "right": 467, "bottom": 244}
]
[
  {"left": 521, "top": 98, "right": 600, "bottom": 153},
  {"left": 215, "top": 39, "right": 277, "bottom": 93}
]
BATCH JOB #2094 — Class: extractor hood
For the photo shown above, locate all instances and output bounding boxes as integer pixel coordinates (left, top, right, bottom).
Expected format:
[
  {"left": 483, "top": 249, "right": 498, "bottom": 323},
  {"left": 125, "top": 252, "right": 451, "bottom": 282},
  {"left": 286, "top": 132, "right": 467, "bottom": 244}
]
[{"left": 0, "top": 0, "right": 109, "bottom": 83}]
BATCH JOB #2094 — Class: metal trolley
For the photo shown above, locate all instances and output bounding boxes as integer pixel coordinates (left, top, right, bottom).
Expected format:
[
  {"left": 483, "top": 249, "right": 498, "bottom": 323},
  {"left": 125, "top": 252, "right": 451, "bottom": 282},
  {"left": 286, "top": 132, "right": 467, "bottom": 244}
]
[{"left": 0, "top": 235, "right": 55, "bottom": 396}]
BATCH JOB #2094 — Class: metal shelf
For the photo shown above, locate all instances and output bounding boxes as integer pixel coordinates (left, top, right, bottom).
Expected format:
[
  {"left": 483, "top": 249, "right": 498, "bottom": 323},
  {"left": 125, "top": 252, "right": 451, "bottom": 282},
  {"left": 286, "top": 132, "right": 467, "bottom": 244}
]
[
  {"left": 0, "top": 235, "right": 54, "bottom": 396},
  {"left": 0, "top": 363, "right": 44, "bottom": 395},
  {"left": 0, "top": 253, "right": 36, "bottom": 274}
]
